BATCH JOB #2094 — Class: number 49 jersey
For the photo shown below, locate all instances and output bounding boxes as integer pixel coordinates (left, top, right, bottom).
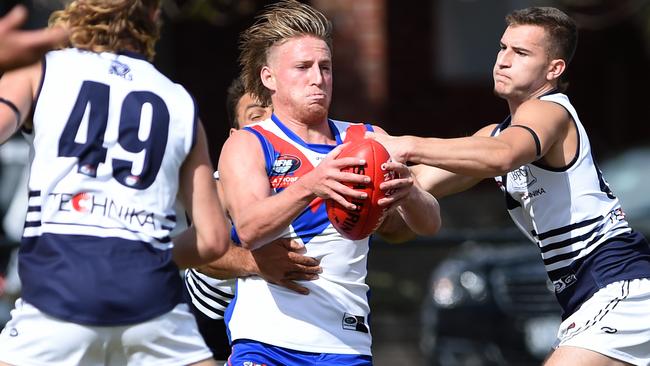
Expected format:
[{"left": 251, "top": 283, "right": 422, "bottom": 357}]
[{"left": 19, "top": 48, "right": 196, "bottom": 325}]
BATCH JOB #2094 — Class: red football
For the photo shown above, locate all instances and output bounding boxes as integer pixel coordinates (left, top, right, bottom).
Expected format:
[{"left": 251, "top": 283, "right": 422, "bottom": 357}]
[{"left": 326, "top": 136, "right": 394, "bottom": 240}]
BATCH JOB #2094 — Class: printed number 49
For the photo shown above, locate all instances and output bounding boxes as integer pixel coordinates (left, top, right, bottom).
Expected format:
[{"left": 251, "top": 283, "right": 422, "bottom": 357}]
[{"left": 58, "top": 80, "right": 169, "bottom": 190}]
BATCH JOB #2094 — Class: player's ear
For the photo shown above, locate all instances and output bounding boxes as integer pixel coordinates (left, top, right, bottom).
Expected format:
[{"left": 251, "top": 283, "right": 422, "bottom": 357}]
[
  {"left": 261, "top": 66, "right": 276, "bottom": 92},
  {"left": 229, "top": 128, "right": 237, "bottom": 136},
  {"left": 546, "top": 58, "right": 565, "bottom": 82}
]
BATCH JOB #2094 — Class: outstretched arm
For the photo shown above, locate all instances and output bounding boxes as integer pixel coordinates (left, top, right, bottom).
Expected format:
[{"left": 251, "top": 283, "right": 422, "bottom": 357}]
[
  {"left": 0, "top": 5, "right": 67, "bottom": 72},
  {"left": 370, "top": 126, "right": 441, "bottom": 241},
  {"left": 370, "top": 101, "right": 570, "bottom": 178},
  {"left": 198, "top": 239, "right": 321, "bottom": 295}
]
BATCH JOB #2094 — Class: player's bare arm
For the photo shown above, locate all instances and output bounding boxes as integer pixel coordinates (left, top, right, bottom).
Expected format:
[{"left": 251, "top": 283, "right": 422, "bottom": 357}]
[
  {"left": 219, "top": 129, "right": 369, "bottom": 249},
  {"left": 174, "top": 123, "right": 230, "bottom": 268},
  {"left": 370, "top": 102, "right": 570, "bottom": 178},
  {"left": 362, "top": 126, "right": 440, "bottom": 240},
  {"left": 0, "top": 5, "right": 68, "bottom": 72},
  {"left": 0, "top": 61, "right": 40, "bottom": 142},
  {"left": 197, "top": 239, "right": 321, "bottom": 295}
]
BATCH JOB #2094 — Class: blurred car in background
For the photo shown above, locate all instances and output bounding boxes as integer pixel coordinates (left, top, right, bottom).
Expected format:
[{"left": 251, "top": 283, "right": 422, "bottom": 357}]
[
  {"left": 420, "top": 239, "right": 561, "bottom": 366},
  {"left": 420, "top": 146, "right": 650, "bottom": 366}
]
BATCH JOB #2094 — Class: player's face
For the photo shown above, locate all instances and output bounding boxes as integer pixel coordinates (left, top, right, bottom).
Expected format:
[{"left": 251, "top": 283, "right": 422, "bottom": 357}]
[
  {"left": 264, "top": 35, "right": 332, "bottom": 123},
  {"left": 493, "top": 25, "right": 553, "bottom": 101},
  {"left": 235, "top": 93, "right": 272, "bottom": 128}
]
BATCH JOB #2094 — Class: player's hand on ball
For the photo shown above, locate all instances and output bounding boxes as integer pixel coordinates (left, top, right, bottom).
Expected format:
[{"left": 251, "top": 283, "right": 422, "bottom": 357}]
[
  {"left": 299, "top": 143, "right": 370, "bottom": 211},
  {"left": 366, "top": 132, "right": 410, "bottom": 163},
  {"left": 377, "top": 161, "right": 414, "bottom": 209}
]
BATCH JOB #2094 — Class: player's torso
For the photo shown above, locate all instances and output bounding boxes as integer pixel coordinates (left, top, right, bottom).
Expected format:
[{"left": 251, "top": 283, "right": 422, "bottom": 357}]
[
  {"left": 492, "top": 93, "right": 650, "bottom": 316},
  {"left": 226, "top": 116, "right": 373, "bottom": 355},
  {"left": 19, "top": 48, "right": 196, "bottom": 325}
]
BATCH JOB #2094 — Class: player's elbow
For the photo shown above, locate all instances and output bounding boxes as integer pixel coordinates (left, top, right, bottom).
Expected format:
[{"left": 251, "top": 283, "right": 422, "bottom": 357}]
[
  {"left": 487, "top": 151, "right": 519, "bottom": 176},
  {"left": 199, "top": 230, "right": 229, "bottom": 262},
  {"left": 234, "top": 225, "right": 265, "bottom": 251}
]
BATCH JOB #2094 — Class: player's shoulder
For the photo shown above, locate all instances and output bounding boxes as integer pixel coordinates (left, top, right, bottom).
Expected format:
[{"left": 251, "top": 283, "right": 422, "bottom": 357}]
[{"left": 516, "top": 97, "right": 570, "bottom": 125}]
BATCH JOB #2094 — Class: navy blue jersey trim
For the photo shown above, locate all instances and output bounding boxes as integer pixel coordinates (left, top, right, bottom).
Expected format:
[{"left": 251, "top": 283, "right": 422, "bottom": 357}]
[
  {"left": 117, "top": 50, "right": 147, "bottom": 61},
  {"left": 26, "top": 55, "right": 47, "bottom": 135},
  {"left": 502, "top": 174, "right": 521, "bottom": 210},
  {"left": 540, "top": 224, "right": 605, "bottom": 255},
  {"left": 509, "top": 125, "right": 541, "bottom": 158},
  {"left": 271, "top": 114, "right": 336, "bottom": 154},
  {"left": 533, "top": 216, "right": 603, "bottom": 240},
  {"left": 24, "top": 221, "right": 41, "bottom": 228},
  {"left": 490, "top": 116, "right": 511, "bottom": 137},
  {"left": 40, "top": 221, "right": 171, "bottom": 243},
  {"left": 243, "top": 126, "right": 274, "bottom": 176},
  {"left": 188, "top": 269, "right": 234, "bottom": 300},
  {"left": 542, "top": 233, "right": 606, "bottom": 266},
  {"left": 28, "top": 190, "right": 41, "bottom": 197},
  {"left": 190, "top": 95, "right": 199, "bottom": 149},
  {"left": 26, "top": 206, "right": 41, "bottom": 212},
  {"left": 531, "top": 100, "right": 579, "bottom": 172}
]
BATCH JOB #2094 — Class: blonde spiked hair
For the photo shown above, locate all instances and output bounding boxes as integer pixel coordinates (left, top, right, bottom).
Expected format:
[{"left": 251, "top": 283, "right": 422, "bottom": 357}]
[
  {"left": 239, "top": 0, "right": 332, "bottom": 107},
  {"left": 49, "top": 0, "right": 162, "bottom": 61}
]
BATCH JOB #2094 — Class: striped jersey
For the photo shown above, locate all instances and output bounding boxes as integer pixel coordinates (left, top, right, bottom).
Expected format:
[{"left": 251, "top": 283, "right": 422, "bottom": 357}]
[
  {"left": 494, "top": 92, "right": 650, "bottom": 317},
  {"left": 225, "top": 115, "right": 374, "bottom": 355},
  {"left": 19, "top": 48, "right": 197, "bottom": 325},
  {"left": 184, "top": 269, "right": 234, "bottom": 320}
]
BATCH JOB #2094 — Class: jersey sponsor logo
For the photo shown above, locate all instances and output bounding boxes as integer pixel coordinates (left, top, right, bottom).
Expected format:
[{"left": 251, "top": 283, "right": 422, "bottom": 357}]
[
  {"left": 271, "top": 154, "right": 301, "bottom": 175},
  {"left": 243, "top": 362, "right": 267, "bottom": 366},
  {"left": 342, "top": 312, "right": 369, "bottom": 333},
  {"left": 51, "top": 192, "right": 159, "bottom": 229},
  {"left": 109, "top": 60, "right": 133, "bottom": 80},
  {"left": 553, "top": 274, "right": 577, "bottom": 293},
  {"left": 509, "top": 166, "right": 537, "bottom": 189},
  {"left": 521, "top": 187, "right": 547, "bottom": 201},
  {"left": 608, "top": 207, "right": 626, "bottom": 223}
]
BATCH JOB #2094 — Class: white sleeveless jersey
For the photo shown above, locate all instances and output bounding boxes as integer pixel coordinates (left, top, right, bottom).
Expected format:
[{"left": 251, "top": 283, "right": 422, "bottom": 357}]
[
  {"left": 19, "top": 48, "right": 196, "bottom": 325},
  {"left": 493, "top": 92, "right": 650, "bottom": 316},
  {"left": 225, "top": 116, "right": 373, "bottom": 355}
]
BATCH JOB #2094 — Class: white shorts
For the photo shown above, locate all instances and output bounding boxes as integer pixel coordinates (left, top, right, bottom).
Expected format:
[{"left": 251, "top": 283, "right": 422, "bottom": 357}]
[
  {"left": 0, "top": 299, "right": 213, "bottom": 366},
  {"left": 555, "top": 278, "right": 650, "bottom": 365}
]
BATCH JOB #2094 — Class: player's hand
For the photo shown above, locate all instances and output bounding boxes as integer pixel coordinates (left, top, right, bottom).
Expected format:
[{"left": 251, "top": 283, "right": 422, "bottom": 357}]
[
  {"left": 377, "top": 161, "right": 415, "bottom": 209},
  {"left": 298, "top": 143, "right": 370, "bottom": 211},
  {"left": 0, "top": 5, "right": 68, "bottom": 72},
  {"left": 366, "top": 132, "right": 411, "bottom": 163},
  {"left": 251, "top": 238, "right": 321, "bottom": 295}
]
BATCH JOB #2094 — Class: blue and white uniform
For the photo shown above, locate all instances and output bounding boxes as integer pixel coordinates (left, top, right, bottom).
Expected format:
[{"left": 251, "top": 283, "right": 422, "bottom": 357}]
[
  {"left": 493, "top": 92, "right": 650, "bottom": 317},
  {"left": 494, "top": 92, "right": 650, "bottom": 363},
  {"left": 0, "top": 48, "right": 211, "bottom": 366},
  {"left": 226, "top": 115, "right": 374, "bottom": 362}
]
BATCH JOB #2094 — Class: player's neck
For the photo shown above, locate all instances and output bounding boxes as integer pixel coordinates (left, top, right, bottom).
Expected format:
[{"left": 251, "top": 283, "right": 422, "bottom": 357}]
[
  {"left": 506, "top": 84, "right": 557, "bottom": 115},
  {"left": 273, "top": 110, "right": 334, "bottom": 145}
]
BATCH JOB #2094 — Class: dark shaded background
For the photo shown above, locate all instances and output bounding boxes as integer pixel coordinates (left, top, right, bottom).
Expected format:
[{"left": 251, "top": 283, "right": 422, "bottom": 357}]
[{"left": 2, "top": 0, "right": 649, "bottom": 364}]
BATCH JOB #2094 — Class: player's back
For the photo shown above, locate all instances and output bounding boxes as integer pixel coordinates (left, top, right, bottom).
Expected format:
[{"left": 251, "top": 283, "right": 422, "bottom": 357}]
[{"left": 19, "top": 48, "right": 197, "bottom": 326}]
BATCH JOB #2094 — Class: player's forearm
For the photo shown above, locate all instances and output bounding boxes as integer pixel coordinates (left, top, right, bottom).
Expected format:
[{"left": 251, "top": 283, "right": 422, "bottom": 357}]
[
  {"left": 407, "top": 136, "right": 517, "bottom": 178},
  {"left": 233, "top": 182, "right": 315, "bottom": 250},
  {"left": 396, "top": 185, "right": 441, "bottom": 236},
  {"left": 196, "top": 244, "right": 257, "bottom": 279}
]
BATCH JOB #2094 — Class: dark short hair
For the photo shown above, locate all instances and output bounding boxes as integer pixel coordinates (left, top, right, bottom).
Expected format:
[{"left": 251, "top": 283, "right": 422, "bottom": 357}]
[
  {"left": 225, "top": 77, "right": 246, "bottom": 129},
  {"left": 506, "top": 7, "right": 577, "bottom": 65},
  {"left": 506, "top": 7, "right": 577, "bottom": 91}
]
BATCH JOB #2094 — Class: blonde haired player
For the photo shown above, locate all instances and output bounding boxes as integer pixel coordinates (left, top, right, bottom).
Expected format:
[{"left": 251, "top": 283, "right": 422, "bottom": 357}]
[
  {"left": 0, "top": 1, "right": 230, "bottom": 365},
  {"left": 220, "top": 1, "right": 440, "bottom": 365}
]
